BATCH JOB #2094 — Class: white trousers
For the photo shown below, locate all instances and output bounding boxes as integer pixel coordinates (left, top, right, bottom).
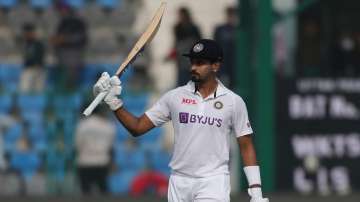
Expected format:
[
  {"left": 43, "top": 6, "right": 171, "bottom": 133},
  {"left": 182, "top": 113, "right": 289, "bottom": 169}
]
[{"left": 168, "top": 174, "right": 230, "bottom": 202}]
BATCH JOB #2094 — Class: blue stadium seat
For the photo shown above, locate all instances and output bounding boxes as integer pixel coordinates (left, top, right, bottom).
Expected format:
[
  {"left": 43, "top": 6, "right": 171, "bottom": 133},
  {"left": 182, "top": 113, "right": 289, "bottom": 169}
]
[
  {"left": 28, "top": 123, "right": 47, "bottom": 152},
  {"left": 96, "top": 0, "right": 119, "bottom": 9},
  {"left": 53, "top": 92, "right": 82, "bottom": 112},
  {"left": 3, "top": 123, "right": 22, "bottom": 153},
  {"left": 0, "top": 0, "right": 18, "bottom": 8},
  {"left": 108, "top": 170, "right": 138, "bottom": 194},
  {"left": 114, "top": 145, "right": 146, "bottom": 171},
  {"left": 64, "top": 0, "right": 84, "bottom": 9},
  {"left": 21, "top": 112, "right": 44, "bottom": 126},
  {"left": 127, "top": 108, "right": 144, "bottom": 117},
  {"left": 0, "top": 93, "right": 12, "bottom": 114},
  {"left": 17, "top": 94, "right": 47, "bottom": 124},
  {"left": 30, "top": 0, "right": 52, "bottom": 9},
  {"left": 115, "top": 123, "right": 129, "bottom": 143},
  {"left": 10, "top": 150, "right": 41, "bottom": 181},
  {"left": 80, "top": 64, "right": 102, "bottom": 89},
  {"left": 63, "top": 118, "right": 76, "bottom": 146},
  {"left": 138, "top": 127, "right": 162, "bottom": 149},
  {"left": 148, "top": 147, "right": 171, "bottom": 176},
  {"left": 17, "top": 94, "right": 47, "bottom": 112},
  {"left": 0, "top": 64, "right": 22, "bottom": 93},
  {"left": 101, "top": 63, "right": 134, "bottom": 84},
  {"left": 46, "top": 147, "right": 66, "bottom": 181},
  {"left": 123, "top": 93, "right": 149, "bottom": 112}
]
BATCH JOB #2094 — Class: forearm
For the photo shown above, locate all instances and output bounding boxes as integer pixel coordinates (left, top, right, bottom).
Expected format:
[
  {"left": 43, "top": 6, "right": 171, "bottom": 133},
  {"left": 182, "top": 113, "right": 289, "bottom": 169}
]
[
  {"left": 239, "top": 135, "right": 258, "bottom": 166},
  {"left": 238, "top": 135, "right": 262, "bottom": 188},
  {"left": 113, "top": 107, "right": 143, "bottom": 136},
  {"left": 113, "top": 107, "right": 154, "bottom": 137}
]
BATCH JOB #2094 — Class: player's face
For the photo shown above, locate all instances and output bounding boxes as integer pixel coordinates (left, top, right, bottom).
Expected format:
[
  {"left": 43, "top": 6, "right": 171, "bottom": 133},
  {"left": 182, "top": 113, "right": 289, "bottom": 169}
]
[{"left": 190, "top": 58, "right": 217, "bottom": 82}]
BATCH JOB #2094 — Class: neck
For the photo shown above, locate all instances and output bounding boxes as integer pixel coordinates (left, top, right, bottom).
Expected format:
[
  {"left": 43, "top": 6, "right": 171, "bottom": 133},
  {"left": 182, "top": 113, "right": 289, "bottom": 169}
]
[{"left": 195, "top": 78, "right": 218, "bottom": 99}]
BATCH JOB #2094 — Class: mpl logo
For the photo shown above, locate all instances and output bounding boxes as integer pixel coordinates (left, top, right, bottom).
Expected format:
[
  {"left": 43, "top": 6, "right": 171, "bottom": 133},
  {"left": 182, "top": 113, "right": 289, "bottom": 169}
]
[{"left": 182, "top": 98, "right": 197, "bottom": 105}]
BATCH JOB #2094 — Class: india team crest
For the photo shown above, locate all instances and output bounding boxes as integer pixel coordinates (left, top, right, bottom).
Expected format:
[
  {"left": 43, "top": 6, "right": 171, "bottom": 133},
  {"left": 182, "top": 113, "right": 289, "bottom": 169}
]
[
  {"left": 193, "top": 43, "right": 204, "bottom": 53},
  {"left": 214, "top": 101, "right": 223, "bottom": 109}
]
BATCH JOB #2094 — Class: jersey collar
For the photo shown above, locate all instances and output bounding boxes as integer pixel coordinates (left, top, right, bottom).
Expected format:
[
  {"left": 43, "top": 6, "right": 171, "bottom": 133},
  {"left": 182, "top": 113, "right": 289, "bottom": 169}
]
[{"left": 185, "top": 79, "right": 228, "bottom": 98}]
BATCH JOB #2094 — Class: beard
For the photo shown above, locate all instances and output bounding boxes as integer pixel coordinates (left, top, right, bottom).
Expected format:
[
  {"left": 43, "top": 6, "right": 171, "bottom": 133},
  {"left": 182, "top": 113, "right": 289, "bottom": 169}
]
[
  {"left": 191, "top": 75, "right": 201, "bottom": 82},
  {"left": 190, "top": 70, "right": 202, "bottom": 82}
]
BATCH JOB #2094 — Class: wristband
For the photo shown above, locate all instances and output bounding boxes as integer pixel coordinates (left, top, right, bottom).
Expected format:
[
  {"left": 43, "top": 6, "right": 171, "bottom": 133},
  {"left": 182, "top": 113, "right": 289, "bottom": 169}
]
[{"left": 244, "top": 166, "right": 261, "bottom": 186}]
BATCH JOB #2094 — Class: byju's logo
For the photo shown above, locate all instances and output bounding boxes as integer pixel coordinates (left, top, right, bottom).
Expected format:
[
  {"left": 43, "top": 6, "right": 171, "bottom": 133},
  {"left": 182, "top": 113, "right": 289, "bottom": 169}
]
[
  {"left": 178, "top": 112, "right": 222, "bottom": 127},
  {"left": 179, "top": 112, "right": 189, "bottom": 123}
]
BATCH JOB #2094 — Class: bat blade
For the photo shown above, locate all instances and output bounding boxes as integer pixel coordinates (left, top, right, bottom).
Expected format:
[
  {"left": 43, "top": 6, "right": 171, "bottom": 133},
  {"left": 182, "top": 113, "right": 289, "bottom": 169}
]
[
  {"left": 115, "top": 2, "right": 166, "bottom": 76},
  {"left": 83, "top": 2, "right": 166, "bottom": 116}
]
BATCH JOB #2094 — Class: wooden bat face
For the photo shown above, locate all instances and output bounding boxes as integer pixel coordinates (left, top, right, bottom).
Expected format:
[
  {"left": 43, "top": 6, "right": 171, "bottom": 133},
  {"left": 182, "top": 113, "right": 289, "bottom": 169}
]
[{"left": 115, "top": 2, "right": 167, "bottom": 76}]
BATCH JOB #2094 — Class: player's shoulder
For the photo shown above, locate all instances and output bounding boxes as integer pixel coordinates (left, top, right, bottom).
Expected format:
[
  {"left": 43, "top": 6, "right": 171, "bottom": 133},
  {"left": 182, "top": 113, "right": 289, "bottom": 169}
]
[
  {"left": 160, "top": 86, "right": 185, "bottom": 100},
  {"left": 225, "top": 89, "right": 246, "bottom": 106},
  {"left": 171, "top": 84, "right": 193, "bottom": 95}
]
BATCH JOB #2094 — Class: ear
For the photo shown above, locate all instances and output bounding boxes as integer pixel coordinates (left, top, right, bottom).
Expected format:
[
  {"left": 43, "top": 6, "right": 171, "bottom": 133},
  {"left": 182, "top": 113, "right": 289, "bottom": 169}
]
[{"left": 212, "top": 62, "right": 221, "bottom": 73}]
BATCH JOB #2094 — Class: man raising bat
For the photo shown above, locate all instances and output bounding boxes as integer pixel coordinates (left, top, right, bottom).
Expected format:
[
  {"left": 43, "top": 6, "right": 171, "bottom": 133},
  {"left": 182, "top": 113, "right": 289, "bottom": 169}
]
[{"left": 92, "top": 39, "right": 269, "bottom": 202}]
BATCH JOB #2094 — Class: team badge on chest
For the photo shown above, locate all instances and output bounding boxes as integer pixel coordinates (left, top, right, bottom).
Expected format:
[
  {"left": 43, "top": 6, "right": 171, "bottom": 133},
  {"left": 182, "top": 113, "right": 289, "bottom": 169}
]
[{"left": 214, "top": 101, "right": 223, "bottom": 109}]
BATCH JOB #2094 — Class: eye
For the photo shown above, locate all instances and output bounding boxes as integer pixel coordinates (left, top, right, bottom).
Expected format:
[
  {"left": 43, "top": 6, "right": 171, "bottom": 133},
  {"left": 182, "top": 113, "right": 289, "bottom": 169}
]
[{"left": 190, "top": 59, "right": 209, "bottom": 66}]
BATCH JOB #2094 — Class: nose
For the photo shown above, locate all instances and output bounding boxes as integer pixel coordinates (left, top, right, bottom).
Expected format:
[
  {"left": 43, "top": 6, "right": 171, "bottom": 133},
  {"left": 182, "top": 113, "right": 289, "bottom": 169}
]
[{"left": 191, "top": 64, "right": 198, "bottom": 71}]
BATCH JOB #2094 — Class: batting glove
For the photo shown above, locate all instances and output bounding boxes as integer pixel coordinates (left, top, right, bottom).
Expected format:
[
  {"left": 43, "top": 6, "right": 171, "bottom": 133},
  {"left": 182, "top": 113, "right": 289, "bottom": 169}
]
[
  {"left": 104, "top": 75, "right": 123, "bottom": 111},
  {"left": 248, "top": 187, "right": 269, "bottom": 202},
  {"left": 93, "top": 72, "right": 111, "bottom": 96}
]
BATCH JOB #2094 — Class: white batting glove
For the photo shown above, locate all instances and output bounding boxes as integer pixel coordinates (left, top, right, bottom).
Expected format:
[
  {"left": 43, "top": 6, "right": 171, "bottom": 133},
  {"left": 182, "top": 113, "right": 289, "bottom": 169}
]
[
  {"left": 93, "top": 72, "right": 111, "bottom": 96},
  {"left": 248, "top": 187, "right": 269, "bottom": 202},
  {"left": 104, "top": 75, "right": 123, "bottom": 111}
]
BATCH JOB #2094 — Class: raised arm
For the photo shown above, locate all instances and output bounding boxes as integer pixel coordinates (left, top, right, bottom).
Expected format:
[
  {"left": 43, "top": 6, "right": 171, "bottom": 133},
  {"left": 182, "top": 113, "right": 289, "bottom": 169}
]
[{"left": 92, "top": 72, "right": 155, "bottom": 137}]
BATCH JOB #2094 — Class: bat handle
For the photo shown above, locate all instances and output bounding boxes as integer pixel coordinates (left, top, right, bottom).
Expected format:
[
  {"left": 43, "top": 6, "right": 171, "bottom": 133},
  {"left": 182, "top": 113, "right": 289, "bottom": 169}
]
[{"left": 83, "top": 91, "right": 108, "bottom": 116}]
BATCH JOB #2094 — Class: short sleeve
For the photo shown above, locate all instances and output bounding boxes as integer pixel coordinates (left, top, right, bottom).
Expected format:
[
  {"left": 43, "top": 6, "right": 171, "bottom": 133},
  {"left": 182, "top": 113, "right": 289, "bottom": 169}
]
[
  {"left": 145, "top": 91, "right": 172, "bottom": 126},
  {"left": 232, "top": 96, "right": 253, "bottom": 137}
]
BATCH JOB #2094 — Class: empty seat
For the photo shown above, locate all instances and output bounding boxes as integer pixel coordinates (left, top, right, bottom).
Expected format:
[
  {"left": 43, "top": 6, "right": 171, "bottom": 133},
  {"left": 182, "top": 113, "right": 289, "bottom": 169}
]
[
  {"left": 28, "top": 123, "right": 47, "bottom": 152},
  {"left": 64, "top": 0, "right": 84, "bottom": 10},
  {"left": 123, "top": 93, "right": 148, "bottom": 112},
  {"left": 0, "top": 93, "right": 12, "bottom": 114},
  {"left": 52, "top": 92, "right": 82, "bottom": 113},
  {"left": 148, "top": 147, "right": 171, "bottom": 176},
  {"left": 115, "top": 123, "right": 129, "bottom": 143},
  {"left": 107, "top": 169, "right": 138, "bottom": 194},
  {"left": 137, "top": 127, "right": 162, "bottom": 149},
  {"left": 10, "top": 150, "right": 41, "bottom": 181},
  {"left": 29, "top": 0, "right": 52, "bottom": 9},
  {"left": 0, "top": 64, "right": 22, "bottom": 93},
  {"left": 17, "top": 94, "right": 46, "bottom": 124},
  {"left": 17, "top": 94, "right": 47, "bottom": 112},
  {"left": 46, "top": 146, "right": 66, "bottom": 182},
  {"left": 80, "top": 64, "right": 102, "bottom": 89},
  {"left": 101, "top": 63, "right": 134, "bottom": 83},
  {"left": 113, "top": 145, "right": 146, "bottom": 171},
  {"left": 96, "top": 0, "right": 120, "bottom": 10},
  {"left": 0, "top": 0, "right": 18, "bottom": 9},
  {"left": 3, "top": 123, "right": 22, "bottom": 153}
]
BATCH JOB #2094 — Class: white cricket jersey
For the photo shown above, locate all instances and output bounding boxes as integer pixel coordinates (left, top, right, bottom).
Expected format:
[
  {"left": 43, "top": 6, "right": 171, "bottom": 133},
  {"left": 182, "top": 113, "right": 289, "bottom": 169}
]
[{"left": 145, "top": 80, "right": 253, "bottom": 177}]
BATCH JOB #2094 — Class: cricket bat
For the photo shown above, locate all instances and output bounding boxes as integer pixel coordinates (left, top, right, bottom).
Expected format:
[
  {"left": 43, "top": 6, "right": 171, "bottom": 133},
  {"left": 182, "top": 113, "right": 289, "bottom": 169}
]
[{"left": 83, "top": 2, "right": 166, "bottom": 116}]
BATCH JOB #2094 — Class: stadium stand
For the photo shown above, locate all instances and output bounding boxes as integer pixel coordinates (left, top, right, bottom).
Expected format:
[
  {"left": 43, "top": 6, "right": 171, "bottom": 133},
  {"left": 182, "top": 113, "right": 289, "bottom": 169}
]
[{"left": 0, "top": 0, "right": 170, "bottom": 196}]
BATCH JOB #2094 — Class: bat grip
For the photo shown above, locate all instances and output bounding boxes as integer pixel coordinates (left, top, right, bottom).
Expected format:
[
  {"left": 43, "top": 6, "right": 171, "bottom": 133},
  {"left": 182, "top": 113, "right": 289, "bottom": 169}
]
[{"left": 83, "top": 91, "right": 107, "bottom": 116}]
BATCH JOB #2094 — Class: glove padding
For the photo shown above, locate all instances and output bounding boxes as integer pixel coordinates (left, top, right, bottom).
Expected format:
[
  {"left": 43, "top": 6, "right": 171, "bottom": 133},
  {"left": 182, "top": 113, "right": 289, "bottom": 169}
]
[
  {"left": 93, "top": 72, "right": 111, "bottom": 96},
  {"left": 93, "top": 72, "right": 123, "bottom": 111},
  {"left": 248, "top": 187, "right": 269, "bottom": 202},
  {"left": 104, "top": 75, "right": 123, "bottom": 111}
]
